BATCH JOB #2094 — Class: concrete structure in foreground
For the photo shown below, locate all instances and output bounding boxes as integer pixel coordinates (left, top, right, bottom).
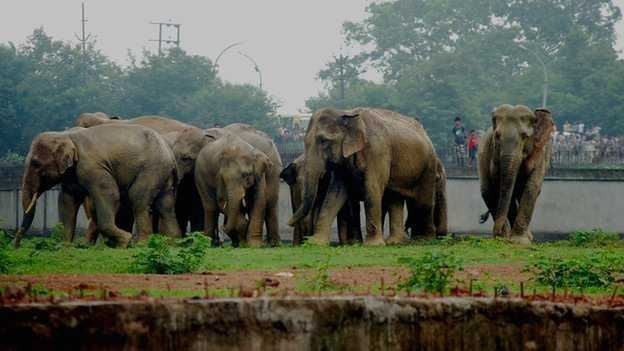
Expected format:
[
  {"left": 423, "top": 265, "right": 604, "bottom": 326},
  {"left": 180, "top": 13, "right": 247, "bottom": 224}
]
[
  {"left": 1, "top": 297, "right": 622, "bottom": 350},
  {"left": 1, "top": 178, "right": 623, "bottom": 239}
]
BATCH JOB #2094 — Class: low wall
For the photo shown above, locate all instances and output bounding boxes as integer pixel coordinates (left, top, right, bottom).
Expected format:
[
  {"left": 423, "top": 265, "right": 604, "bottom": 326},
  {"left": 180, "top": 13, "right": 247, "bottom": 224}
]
[
  {"left": 1, "top": 297, "right": 623, "bottom": 350},
  {"left": 2, "top": 177, "right": 624, "bottom": 239}
]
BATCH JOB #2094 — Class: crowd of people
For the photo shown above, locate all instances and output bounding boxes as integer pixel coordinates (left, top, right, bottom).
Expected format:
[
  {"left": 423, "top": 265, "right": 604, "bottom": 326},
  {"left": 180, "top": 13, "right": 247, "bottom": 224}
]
[
  {"left": 552, "top": 121, "right": 624, "bottom": 165},
  {"left": 452, "top": 117, "right": 480, "bottom": 167},
  {"left": 277, "top": 124, "right": 306, "bottom": 142}
]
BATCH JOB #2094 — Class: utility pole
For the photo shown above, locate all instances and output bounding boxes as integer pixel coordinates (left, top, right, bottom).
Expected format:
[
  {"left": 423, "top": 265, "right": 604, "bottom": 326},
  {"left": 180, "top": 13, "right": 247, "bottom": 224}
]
[
  {"left": 74, "top": 2, "right": 92, "bottom": 56},
  {"left": 237, "top": 51, "right": 263, "bottom": 90},
  {"left": 150, "top": 21, "right": 181, "bottom": 55}
]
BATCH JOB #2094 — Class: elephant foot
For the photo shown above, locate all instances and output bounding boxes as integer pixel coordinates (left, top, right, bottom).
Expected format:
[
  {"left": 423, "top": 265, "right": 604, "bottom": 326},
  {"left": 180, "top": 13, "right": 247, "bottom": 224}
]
[
  {"left": 510, "top": 230, "right": 533, "bottom": 245},
  {"left": 247, "top": 236, "right": 264, "bottom": 248},
  {"left": 493, "top": 219, "right": 512, "bottom": 239},
  {"left": 386, "top": 233, "right": 408, "bottom": 245},
  {"left": 364, "top": 234, "right": 385, "bottom": 246},
  {"left": 115, "top": 232, "right": 132, "bottom": 248},
  {"left": 305, "top": 234, "right": 330, "bottom": 246}
]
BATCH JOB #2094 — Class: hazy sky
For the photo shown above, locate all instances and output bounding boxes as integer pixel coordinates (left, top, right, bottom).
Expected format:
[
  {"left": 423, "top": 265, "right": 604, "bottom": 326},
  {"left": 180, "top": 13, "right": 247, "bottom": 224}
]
[{"left": 1, "top": 0, "right": 622, "bottom": 114}]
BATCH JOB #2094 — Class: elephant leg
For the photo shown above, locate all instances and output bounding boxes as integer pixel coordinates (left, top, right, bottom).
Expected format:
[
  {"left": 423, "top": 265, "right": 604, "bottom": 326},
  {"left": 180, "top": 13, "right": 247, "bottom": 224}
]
[
  {"left": 247, "top": 179, "right": 268, "bottom": 248},
  {"left": 337, "top": 205, "right": 350, "bottom": 245},
  {"left": 155, "top": 186, "right": 182, "bottom": 239},
  {"left": 84, "top": 197, "right": 100, "bottom": 245},
  {"left": 127, "top": 180, "right": 160, "bottom": 242},
  {"left": 289, "top": 186, "right": 303, "bottom": 246},
  {"left": 204, "top": 205, "right": 220, "bottom": 247},
  {"left": 189, "top": 189, "right": 205, "bottom": 233},
  {"left": 265, "top": 202, "right": 280, "bottom": 246},
  {"left": 386, "top": 194, "right": 407, "bottom": 244},
  {"left": 347, "top": 200, "right": 363, "bottom": 244},
  {"left": 410, "top": 167, "right": 437, "bottom": 239},
  {"left": 309, "top": 172, "right": 347, "bottom": 245},
  {"left": 90, "top": 184, "right": 132, "bottom": 248},
  {"left": 58, "top": 189, "right": 83, "bottom": 242},
  {"left": 363, "top": 178, "right": 385, "bottom": 246},
  {"left": 511, "top": 176, "right": 544, "bottom": 244},
  {"left": 434, "top": 190, "right": 448, "bottom": 237}
]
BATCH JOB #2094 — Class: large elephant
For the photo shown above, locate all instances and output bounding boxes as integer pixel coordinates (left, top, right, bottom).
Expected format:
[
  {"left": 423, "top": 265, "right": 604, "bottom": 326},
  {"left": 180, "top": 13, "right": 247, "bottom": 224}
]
[
  {"left": 220, "top": 124, "right": 282, "bottom": 246},
  {"left": 194, "top": 133, "right": 272, "bottom": 247},
  {"left": 405, "top": 156, "right": 448, "bottom": 238},
  {"left": 72, "top": 113, "right": 205, "bottom": 237},
  {"left": 280, "top": 155, "right": 362, "bottom": 246},
  {"left": 478, "top": 105, "right": 554, "bottom": 244},
  {"left": 289, "top": 107, "right": 439, "bottom": 246},
  {"left": 16, "top": 124, "right": 180, "bottom": 248}
]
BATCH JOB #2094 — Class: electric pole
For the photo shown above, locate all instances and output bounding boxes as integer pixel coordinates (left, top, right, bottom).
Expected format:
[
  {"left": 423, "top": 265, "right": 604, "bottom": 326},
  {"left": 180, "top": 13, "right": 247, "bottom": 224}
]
[
  {"left": 150, "top": 21, "right": 181, "bottom": 55},
  {"left": 74, "top": 2, "right": 92, "bottom": 56}
]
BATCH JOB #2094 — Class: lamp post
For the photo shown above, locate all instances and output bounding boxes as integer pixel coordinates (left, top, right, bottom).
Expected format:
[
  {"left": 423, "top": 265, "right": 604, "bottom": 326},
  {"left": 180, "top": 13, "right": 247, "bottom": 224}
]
[
  {"left": 214, "top": 41, "right": 243, "bottom": 72},
  {"left": 518, "top": 44, "right": 548, "bottom": 108},
  {"left": 237, "top": 51, "right": 263, "bottom": 90}
]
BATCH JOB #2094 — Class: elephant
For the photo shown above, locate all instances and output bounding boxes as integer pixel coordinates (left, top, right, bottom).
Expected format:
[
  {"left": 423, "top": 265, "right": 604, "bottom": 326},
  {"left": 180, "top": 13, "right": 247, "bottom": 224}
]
[
  {"left": 71, "top": 113, "right": 205, "bottom": 238},
  {"left": 15, "top": 124, "right": 180, "bottom": 248},
  {"left": 405, "top": 156, "right": 448, "bottom": 238},
  {"left": 219, "top": 124, "right": 282, "bottom": 246},
  {"left": 194, "top": 132, "right": 272, "bottom": 247},
  {"left": 280, "top": 155, "right": 362, "bottom": 246},
  {"left": 478, "top": 105, "right": 554, "bottom": 244},
  {"left": 289, "top": 107, "right": 439, "bottom": 246}
]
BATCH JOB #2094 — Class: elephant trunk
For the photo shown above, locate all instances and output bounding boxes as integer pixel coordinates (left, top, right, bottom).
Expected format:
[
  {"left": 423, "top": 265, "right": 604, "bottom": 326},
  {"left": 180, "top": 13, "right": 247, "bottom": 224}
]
[
  {"left": 494, "top": 154, "right": 520, "bottom": 237},
  {"left": 289, "top": 155, "right": 325, "bottom": 226},
  {"left": 222, "top": 187, "right": 247, "bottom": 244},
  {"left": 15, "top": 173, "right": 40, "bottom": 248}
]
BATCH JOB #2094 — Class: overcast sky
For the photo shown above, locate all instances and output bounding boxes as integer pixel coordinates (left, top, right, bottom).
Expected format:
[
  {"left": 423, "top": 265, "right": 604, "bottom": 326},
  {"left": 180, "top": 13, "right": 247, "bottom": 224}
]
[{"left": 1, "top": 0, "right": 622, "bottom": 114}]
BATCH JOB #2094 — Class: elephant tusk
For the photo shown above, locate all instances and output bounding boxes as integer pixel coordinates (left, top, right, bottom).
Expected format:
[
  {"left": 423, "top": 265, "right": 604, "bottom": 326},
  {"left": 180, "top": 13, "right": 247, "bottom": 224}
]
[
  {"left": 242, "top": 197, "right": 247, "bottom": 209},
  {"left": 222, "top": 201, "right": 227, "bottom": 211},
  {"left": 25, "top": 193, "right": 38, "bottom": 214}
]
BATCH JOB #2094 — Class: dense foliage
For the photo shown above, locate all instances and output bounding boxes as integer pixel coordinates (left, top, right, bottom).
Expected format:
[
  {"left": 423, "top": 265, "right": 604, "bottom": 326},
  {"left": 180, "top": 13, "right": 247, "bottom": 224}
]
[
  {"left": 0, "top": 29, "right": 277, "bottom": 154},
  {"left": 398, "top": 251, "right": 464, "bottom": 293},
  {"left": 308, "top": 0, "right": 624, "bottom": 147}
]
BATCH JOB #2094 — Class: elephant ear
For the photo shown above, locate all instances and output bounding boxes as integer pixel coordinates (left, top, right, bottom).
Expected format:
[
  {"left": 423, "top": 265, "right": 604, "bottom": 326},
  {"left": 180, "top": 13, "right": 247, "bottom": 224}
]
[
  {"left": 254, "top": 153, "right": 272, "bottom": 177},
  {"left": 525, "top": 108, "right": 554, "bottom": 171},
  {"left": 341, "top": 113, "right": 367, "bottom": 159},
  {"left": 204, "top": 128, "right": 225, "bottom": 142},
  {"left": 279, "top": 162, "right": 298, "bottom": 185},
  {"left": 55, "top": 137, "right": 78, "bottom": 175}
]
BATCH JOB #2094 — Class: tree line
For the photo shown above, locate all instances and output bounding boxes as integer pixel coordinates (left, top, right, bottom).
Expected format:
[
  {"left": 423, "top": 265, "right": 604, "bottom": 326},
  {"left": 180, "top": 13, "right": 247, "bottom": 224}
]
[
  {"left": 0, "top": 28, "right": 277, "bottom": 157},
  {"left": 307, "top": 0, "right": 624, "bottom": 148}
]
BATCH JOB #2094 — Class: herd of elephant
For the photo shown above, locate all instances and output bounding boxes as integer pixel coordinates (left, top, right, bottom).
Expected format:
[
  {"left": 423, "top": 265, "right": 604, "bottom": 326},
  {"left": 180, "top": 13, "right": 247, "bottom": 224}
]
[{"left": 13, "top": 104, "right": 554, "bottom": 248}]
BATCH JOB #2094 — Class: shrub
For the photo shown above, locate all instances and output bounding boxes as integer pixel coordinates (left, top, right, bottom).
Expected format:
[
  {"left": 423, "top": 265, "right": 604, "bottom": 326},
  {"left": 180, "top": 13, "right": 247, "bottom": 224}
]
[
  {"left": 567, "top": 229, "right": 620, "bottom": 247},
  {"left": 525, "top": 254, "right": 624, "bottom": 290},
  {"left": 0, "top": 231, "right": 10, "bottom": 273},
  {"left": 398, "top": 252, "right": 463, "bottom": 294},
  {"left": 131, "top": 233, "right": 210, "bottom": 274}
]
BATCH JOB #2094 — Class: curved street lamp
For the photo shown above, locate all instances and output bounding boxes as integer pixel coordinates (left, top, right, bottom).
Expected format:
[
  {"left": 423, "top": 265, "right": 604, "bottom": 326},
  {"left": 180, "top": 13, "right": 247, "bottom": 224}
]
[
  {"left": 214, "top": 41, "right": 244, "bottom": 72},
  {"left": 237, "top": 51, "right": 263, "bottom": 90},
  {"left": 518, "top": 44, "right": 548, "bottom": 108}
]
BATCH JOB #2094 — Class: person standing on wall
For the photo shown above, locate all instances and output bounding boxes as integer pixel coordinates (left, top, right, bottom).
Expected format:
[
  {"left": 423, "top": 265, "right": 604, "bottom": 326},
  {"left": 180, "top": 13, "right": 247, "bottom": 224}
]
[{"left": 452, "top": 116, "right": 467, "bottom": 167}]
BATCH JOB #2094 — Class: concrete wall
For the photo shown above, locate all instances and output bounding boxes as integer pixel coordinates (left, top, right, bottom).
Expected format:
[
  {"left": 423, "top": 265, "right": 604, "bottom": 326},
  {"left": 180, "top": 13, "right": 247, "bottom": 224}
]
[
  {"left": 2, "top": 297, "right": 623, "bottom": 350},
  {"left": 2, "top": 178, "right": 623, "bottom": 239}
]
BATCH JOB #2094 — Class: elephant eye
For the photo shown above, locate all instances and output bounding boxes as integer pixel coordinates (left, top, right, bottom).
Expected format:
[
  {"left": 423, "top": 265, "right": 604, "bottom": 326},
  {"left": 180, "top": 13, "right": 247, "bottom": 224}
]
[{"left": 317, "top": 136, "right": 329, "bottom": 145}]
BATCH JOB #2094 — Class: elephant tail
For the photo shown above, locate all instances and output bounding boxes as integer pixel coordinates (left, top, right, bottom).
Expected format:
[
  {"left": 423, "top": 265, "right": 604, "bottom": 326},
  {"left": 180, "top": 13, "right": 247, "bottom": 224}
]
[{"left": 479, "top": 211, "right": 490, "bottom": 224}]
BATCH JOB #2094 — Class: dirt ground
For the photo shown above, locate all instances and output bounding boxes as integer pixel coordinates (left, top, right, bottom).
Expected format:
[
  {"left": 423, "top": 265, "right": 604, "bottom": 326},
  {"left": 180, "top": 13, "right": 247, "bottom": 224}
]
[{"left": 0, "top": 264, "right": 528, "bottom": 294}]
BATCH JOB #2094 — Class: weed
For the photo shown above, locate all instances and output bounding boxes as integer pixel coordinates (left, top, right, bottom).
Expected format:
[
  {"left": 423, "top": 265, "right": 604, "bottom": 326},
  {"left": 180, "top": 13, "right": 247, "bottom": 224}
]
[
  {"left": 0, "top": 231, "right": 9, "bottom": 273},
  {"left": 398, "top": 251, "right": 463, "bottom": 294},
  {"left": 298, "top": 250, "right": 337, "bottom": 292},
  {"left": 525, "top": 253, "right": 624, "bottom": 290},
  {"left": 130, "top": 233, "right": 210, "bottom": 274},
  {"left": 567, "top": 229, "right": 620, "bottom": 247}
]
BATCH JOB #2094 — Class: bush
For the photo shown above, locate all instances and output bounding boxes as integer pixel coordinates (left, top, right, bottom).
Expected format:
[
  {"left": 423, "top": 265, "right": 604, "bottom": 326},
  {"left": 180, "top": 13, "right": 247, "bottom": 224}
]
[
  {"left": 525, "top": 254, "right": 624, "bottom": 290},
  {"left": 567, "top": 229, "right": 620, "bottom": 247},
  {"left": 131, "top": 233, "right": 210, "bottom": 274},
  {"left": 398, "top": 252, "right": 463, "bottom": 294},
  {"left": 0, "top": 231, "right": 10, "bottom": 273}
]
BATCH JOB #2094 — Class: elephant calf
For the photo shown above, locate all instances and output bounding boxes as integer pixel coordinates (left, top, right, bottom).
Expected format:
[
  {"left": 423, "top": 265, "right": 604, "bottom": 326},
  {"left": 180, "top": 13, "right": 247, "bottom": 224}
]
[
  {"left": 16, "top": 124, "right": 180, "bottom": 248},
  {"left": 478, "top": 105, "right": 554, "bottom": 244},
  {"left": 195, "top": 133, "right": 273, "bottom": 247}
]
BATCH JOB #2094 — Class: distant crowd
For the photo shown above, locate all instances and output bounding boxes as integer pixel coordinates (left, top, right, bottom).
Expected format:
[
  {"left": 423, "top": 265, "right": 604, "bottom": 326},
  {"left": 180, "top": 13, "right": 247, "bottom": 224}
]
[{"left": 552, "top": 121, "right": 624, "bottom": 164}]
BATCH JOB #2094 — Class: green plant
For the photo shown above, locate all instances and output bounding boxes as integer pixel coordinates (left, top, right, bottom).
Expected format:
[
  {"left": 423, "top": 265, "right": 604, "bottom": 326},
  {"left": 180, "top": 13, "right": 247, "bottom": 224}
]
[
  {"left": 130, "top": 233, "right": 210, "bottom": 274},
  {"left": 525, "top": 254, "right": 624, "bottom": 290},
  {"left": 298, "top": 251, "right": 337, "bottom": 292},
  {"left": 0, "top": 238, "right": 9, "bottom": 274},
  {"left": 567, "top": 229, "right": 620, "bottom": 247},
  {"left": 398, "top": 252, "right": 463, "bottom": 294}
]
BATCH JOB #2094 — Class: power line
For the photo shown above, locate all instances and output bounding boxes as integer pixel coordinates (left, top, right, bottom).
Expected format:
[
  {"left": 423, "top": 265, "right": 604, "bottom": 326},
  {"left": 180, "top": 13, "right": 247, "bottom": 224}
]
[{"left": 149, "top": 21, "right": 181, "bottom": 55}]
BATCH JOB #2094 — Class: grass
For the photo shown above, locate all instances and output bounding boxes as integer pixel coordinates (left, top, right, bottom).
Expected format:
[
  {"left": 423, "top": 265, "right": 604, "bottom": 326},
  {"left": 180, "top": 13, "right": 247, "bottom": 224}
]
[
  {"left": 3, "top": 233, "right": 624, "bottom": 298},
  {"left": 3, "top": 235, "right": 624, "bottom": 274}
]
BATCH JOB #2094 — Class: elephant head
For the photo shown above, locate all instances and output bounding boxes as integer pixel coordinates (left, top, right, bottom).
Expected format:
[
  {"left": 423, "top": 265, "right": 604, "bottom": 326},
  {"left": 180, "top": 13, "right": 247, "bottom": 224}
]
[
  {"left": 16, "top": 132, "right": 78, "bottom": 247},
  {"left": 289, "top": 108, "right": 366, "bottom": 226},
  {"left": 218, "top": 144, "right": 271, "bottom": 241},
  {"left": 75, "top": 112, "right": 120, "bottom": 127},
  {"left": 491, "top": 105, "right": 553, "bottom": 236},
  {"left": 170, "top": 127, "right": 218, "bottom": 178}
]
